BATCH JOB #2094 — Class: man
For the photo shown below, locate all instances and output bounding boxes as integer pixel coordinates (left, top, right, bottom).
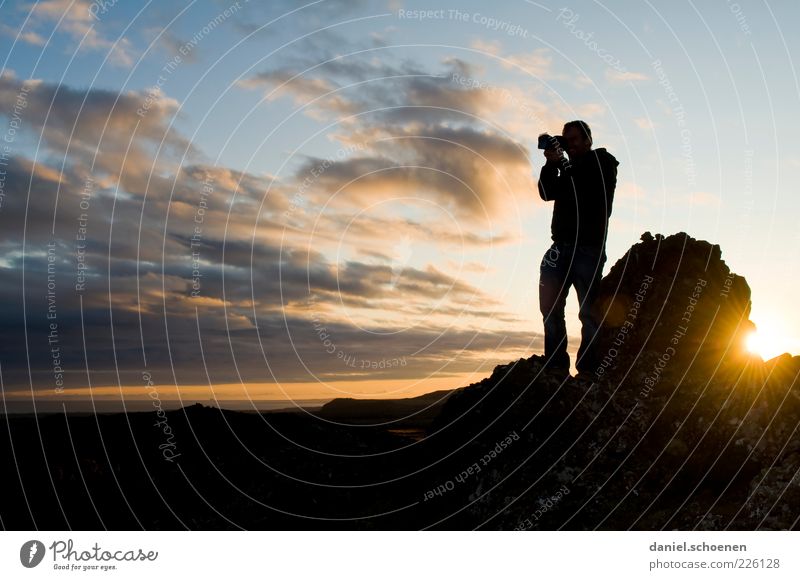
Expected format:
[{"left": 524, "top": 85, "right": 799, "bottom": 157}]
[{"left": 537, "top": 120, "right": 619, "bottom": 379}]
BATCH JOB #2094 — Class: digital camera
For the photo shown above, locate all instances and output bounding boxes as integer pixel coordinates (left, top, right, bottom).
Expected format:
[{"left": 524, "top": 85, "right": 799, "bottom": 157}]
[{"left": 537, "top": 133, "right": 568, "bottom": 151}]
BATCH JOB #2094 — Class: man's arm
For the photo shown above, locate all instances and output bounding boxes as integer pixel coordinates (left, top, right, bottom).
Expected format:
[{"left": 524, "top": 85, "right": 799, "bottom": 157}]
[{"left": 538, "top": 161, "right": 567, "bottom": 202}]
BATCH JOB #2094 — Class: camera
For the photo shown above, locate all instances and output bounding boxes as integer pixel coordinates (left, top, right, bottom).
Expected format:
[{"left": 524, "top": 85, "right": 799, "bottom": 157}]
[{"left": 537, "top": 133, "right": 568, "bottom": 151}]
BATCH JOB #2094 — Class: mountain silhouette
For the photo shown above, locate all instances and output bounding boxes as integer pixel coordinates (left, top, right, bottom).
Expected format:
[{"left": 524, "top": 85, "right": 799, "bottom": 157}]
[{"left": 1, "top": 232, "right": 798, "bottom": 530}]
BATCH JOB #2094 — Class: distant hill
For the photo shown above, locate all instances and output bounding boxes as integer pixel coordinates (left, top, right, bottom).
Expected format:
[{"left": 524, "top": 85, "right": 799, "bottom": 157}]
[
  {"left": 316, "top": 389, "right": 460, "bottom": 421},
  {"left": 312, "top": 389, "right": 463, "bottom": 441}
]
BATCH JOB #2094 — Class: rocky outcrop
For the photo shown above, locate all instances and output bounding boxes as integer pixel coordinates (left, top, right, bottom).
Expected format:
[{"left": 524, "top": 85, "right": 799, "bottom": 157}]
[
  {"left": 425, "top": 232, "right": 800, "bottom": 530},
  {"left": 592, "top": 231, "right": 755, "bottom": 385}
]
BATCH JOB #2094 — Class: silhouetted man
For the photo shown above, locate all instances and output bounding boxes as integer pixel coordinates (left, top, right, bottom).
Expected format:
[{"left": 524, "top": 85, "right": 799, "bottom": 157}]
[{"left": 537, "top": 120, "right": 619, "bottom": 379}]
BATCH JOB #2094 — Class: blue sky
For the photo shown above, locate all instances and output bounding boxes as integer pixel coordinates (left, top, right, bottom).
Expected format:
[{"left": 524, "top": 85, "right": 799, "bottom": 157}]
[{"left": 1, "top": 0, "right": 798, "bottom": 408}]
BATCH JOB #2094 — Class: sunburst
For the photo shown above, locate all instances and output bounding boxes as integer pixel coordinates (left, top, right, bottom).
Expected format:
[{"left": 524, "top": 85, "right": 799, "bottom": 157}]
[{"left": 744, "top": 319, "right": 792, "bottom": 362}]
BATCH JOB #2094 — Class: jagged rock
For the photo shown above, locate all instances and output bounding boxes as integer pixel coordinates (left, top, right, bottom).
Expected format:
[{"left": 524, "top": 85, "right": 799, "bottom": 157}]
[
  {"left": 425, "top": 232, "right": 800, "bottom": 530},
  {"left": 593, "top": 231, "right": 754, "bottom": 385}
]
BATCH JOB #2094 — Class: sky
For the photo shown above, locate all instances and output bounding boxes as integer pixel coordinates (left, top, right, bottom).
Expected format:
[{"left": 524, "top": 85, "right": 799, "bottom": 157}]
[{"left": 0, "top": 0, "right": 798, "bottom": 411}]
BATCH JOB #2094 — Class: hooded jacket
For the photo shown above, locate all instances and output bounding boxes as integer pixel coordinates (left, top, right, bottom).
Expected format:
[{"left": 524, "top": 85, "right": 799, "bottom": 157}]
[{"left": 537, "top": 147, "right": 619, "bottom": 248}]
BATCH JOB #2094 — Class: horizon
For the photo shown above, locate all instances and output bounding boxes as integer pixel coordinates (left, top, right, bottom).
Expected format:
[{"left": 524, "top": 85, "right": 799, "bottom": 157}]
[{"left": 1, "top": 0, "right": 799, "bottom": 413}]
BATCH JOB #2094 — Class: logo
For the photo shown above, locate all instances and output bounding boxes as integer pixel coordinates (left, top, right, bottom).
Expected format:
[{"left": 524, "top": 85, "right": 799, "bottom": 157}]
[{"left": 20, "top": 540, "right": 46, "bottom": 568}]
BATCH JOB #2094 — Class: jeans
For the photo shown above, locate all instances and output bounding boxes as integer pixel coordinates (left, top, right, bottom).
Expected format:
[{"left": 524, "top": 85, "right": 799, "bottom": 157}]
[{"left": 538, "top": 241, "right": 607, "bottom": 373}]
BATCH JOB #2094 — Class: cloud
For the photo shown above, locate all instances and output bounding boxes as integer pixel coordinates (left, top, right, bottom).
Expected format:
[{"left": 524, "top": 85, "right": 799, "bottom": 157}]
[
  {"left": 606, "top": 69, "right": 649, "bottom": 83},
  {"left": 288, "top": 123, "right": 534, "bottom": 224},
  {"left": 23, "top": 0, "right": 136, "bottom": 66},
  {"left": 312, "top": 212, "right": 515, "bottom": 249},
  {"left": 231, "top": 1, "right": 379, "bottom": 36},
  {"left": 688, "top": 190, "right": 720, "bottom": 205},
  {"left": 0, "top": 72, "right": 192, "bottom": 194},
  {"left": 574, "top": 102, "right": 606, "bottom": 118},
  {"left": 0, "top": 164, "right": 527, "bottom": 392},
  {"left": 570, "top": 74, "right": 594, "bottom": 89},
  {"left": 0, "top": 22, "right": 46, "bottom": 46},
  {"left": 238, "top": 52, "right": 543, "bottom": 227},
  {"left": 238, "top": 55, "right": 496, "bottom": 125},
  {"left": 0, "top": 34, "right": 544, "bottom": 394},
  {"left": 144, "top": 27, "right": 200, "bottom": 64},
  {"left": 470, "top": 39, "right": 553, "bottom": 78},
  {"left": 0, "top": 140, "right": 526, "bottom": 392},
  {"left": 615, "top": 181, "right": 646, "bottom": 200}
]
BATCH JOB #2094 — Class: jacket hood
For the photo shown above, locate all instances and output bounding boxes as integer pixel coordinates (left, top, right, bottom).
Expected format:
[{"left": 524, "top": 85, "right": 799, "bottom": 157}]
[{"left": 593, "top": 147, "right": 619, "bottom": 166}]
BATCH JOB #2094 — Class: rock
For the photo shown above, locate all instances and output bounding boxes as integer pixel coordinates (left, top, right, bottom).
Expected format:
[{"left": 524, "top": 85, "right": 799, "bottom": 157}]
[{"left": 423, "top": 232, "right": 800, "bottom": 530}]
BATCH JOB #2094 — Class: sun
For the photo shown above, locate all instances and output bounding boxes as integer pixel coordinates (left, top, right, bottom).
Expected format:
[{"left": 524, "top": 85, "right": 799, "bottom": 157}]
[
  {"left": 745, "top": 330, "right": 767, "bottom": 359},
  {"left": 744, "top": 318, "right": 792, "bottom": 361}
]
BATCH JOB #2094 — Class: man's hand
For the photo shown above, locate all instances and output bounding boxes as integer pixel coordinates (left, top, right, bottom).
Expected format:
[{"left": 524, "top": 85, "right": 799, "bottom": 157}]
[{"left": 543, "top": 148, "right": 565, "bottom": 166}]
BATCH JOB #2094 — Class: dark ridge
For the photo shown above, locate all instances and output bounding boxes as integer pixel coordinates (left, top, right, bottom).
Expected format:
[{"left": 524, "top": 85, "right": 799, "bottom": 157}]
[{"left": 2, "top": 232, "right": 798, "bottom": 530}]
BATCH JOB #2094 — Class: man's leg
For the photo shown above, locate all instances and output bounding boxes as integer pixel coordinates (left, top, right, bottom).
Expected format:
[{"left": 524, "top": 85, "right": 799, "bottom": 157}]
[
  {"left": 539, "top": 241, "right": 571, "bottom": 369},
  {"left": 572, "top": 245, "right": 607, "bottom": 374}
]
